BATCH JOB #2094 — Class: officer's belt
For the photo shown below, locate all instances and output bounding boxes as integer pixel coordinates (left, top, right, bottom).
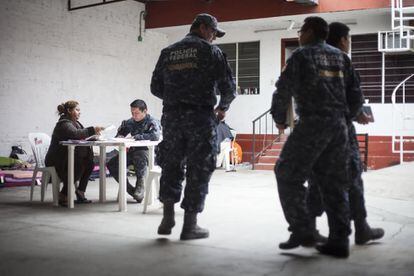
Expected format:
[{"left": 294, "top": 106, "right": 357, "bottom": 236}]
[
  {"left": 299, "top": 110, "right": 346, "bottom": 118},
  {"left": 163, "top": 103, "right": 213, "bottom": 112}
]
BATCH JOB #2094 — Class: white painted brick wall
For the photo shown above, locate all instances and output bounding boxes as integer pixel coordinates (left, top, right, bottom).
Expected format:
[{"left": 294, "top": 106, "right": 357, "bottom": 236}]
[
  {"left": 0, "top": 0, "right": 168, "bottom": 157},
  {"left": 160, "top": 12, "right": 395, "bottom": 135}
]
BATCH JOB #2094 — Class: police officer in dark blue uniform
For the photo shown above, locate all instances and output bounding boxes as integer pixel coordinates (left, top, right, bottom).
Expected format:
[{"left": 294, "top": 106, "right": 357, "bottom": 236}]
[
  {"left": 307, "top": 22, "right": 384, "bottom": 246},
  {"left": 151, "top": 14, "right": 236, "bottom": 240},
  {"left": 107, "top": 99, "right": 161, "bottom": 203},
  {"left": 271, "top": 16, "right": 364, "bottom": 258}
]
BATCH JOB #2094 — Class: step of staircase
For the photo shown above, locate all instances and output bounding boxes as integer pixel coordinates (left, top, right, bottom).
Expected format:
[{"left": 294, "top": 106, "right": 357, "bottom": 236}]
[
  {"left": 257, "top": 155, "right": 278, "bottom": 164},
  {"left": 243, "top": 133, "right": 414, "bottom": 171},
  {"left": 253, "top": 142, "right": 283, "bottom": 170},
  {"left": 264, "top": 149, "right": 281, "bottom": 156},
  {"left": 270, "top": 143, "right": 285, "bottom": 150},
  {"left": 254, "top": 163, "right": 275, "bottom": 170}
]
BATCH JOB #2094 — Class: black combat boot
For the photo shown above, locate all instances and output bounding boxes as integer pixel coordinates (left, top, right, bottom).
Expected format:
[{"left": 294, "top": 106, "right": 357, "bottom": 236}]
[
  {"left": 354, "top": 219, "right": 385, "bottom": 245},
  {"left": 310, "top": 217, "right": 328, "bottom": 244},
  {"left": 157, "top": 200, "right": 175, "bottom": 235},
  {"left": 132, "top": 178, "right": 145, "bottom": 203},
  {"left": 127, "top": 183, "right": 135, "bottom": 198},
  {"left": 180, "top": 212, "right": 209, "bottom": 240},
  {"left": 314, "top": 231, "right": 328, "bottom": 244},
  {"left": 316, "top": 239, "right": 350, "bottom": 258},
  {"left": 279, "top": 232, "right": 316, "bottom": 249}
]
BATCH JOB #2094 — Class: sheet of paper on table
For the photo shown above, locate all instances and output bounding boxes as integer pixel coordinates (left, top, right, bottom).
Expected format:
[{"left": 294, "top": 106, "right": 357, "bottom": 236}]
[
  {"left": 110, "top": 137, "right": 135, "bottom": 142},
  {"left": 85, "top": 124, "right": 117, "bottom": 141}
]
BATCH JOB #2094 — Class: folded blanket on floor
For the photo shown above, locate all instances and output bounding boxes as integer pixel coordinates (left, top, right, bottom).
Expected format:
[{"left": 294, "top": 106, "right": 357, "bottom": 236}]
[
  {"left": 4, "top": 177, "right": 33, "bottom": 183},
  {"left": 3, "top": 176, "right": 32, "bottom": 187},
  {"left": 0, "top": 170, "right": 41, "bottom": 179},
  {"left": 0, "top": 169, "right": 41, "bottom": 188}
]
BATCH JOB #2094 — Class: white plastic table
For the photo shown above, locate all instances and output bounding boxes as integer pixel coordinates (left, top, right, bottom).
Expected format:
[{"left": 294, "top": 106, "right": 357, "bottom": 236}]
[{"left": 60, "top": 139, "right": 159, "bottom": 211}]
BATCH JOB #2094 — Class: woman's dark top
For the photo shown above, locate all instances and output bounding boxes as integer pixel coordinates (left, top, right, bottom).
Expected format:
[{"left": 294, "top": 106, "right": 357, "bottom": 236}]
[{"left": 45, "top": 115, "right": 96, "bottom": 180}]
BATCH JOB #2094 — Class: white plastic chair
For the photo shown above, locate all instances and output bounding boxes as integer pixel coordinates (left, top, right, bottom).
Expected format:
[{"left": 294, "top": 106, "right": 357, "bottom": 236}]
[
  {"left": 142, "top": 165, "right": 161, "bottom": 213},
  {"left": 229, "top": 129, "right": 238, "bottom": 169},
  {"left": 142, "top": 145, "right": 161, "bottom": 214},
  {"left": 28, "top": 133, "right": 61, "bottom": 206},
  {"left": 217, "top": 139, "right": 232, "bottom": 171},
  {"left": 217, "top": 129, "right": 237, "bottom": 172}
]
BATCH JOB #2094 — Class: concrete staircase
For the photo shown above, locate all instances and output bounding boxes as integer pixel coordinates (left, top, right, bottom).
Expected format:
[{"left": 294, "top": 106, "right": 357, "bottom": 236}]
[
  {"left": 254, "top": 140, "right": 284, "bottom": 170},
  {"left": 236, "top": 133, "right": 414, "bottom": 171},
  {"left": 235, "top": 134, "right": 286, "bottom": 171}
]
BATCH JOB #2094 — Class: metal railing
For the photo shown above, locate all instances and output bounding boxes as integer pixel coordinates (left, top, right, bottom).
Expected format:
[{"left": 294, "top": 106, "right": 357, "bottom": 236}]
[
  {"left": 356, "top": 133, "right": 369, "bottom": 172},
  {"left": 378, "top": 30, "right": 413, "bottom": 52},
  {"left": 251, "top": 109, "right": 278, "bottom": 169},
  {"left": 391, "top": 74, "right": 414, "bottom": 163},
  {"left": 377, "top": 29, "right": 414, "bottom": 103},
  {"left": 391, "top": 0, "right": 414, "bottom": 39}
]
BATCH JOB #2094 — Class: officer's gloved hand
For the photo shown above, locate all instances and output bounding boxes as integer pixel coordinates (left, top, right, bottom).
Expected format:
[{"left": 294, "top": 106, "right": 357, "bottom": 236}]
[
  {"left": 276, "top": 123, "right": 288, "bottom": 141},
  {"left": 356, "top": 111, "right": 371, "bottom": 125},
  {"left": 214, "top": 107, "right": 226, "bottom": 122},
  {"left": 276, "top": 123, "right": 287, "bottom": 132}
]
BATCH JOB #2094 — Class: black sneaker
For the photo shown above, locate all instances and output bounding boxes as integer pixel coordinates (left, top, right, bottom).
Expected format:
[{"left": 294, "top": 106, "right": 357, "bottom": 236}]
[
  {"left": 75, "top": 190, "right": 92, "bottom": 204},
  {"left": 58, "top": 192, "right": 68, "bottom": 207},
  {"left": 279, "top": 233, "right": 316, "bottom": 250},
  {"left": 58, "top": 199, "right": 68, "bottom": 207}
]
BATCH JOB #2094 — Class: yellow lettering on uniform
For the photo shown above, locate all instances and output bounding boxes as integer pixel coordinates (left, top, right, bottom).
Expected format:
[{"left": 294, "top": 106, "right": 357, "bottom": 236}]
[
  {"left": 167, "top": 62, "right": 198, "bottom": 71},
  {"left": 319, "top": 70, "right": 344, "bottom": 78}
]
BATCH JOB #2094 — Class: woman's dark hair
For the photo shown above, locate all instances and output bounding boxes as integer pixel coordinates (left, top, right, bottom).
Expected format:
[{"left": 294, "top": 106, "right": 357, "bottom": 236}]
[
  {"left": 57, "top": 100, "right": 79, "bottom": 116},
  {"left": 326, "top": 22, "right": 350, "bottom": 47},
  {"left": 302, "top": 16, "right": 329, "bottom": 40},
  {"left": 130, "top": 99, "right": 147, "bottom": 111}
]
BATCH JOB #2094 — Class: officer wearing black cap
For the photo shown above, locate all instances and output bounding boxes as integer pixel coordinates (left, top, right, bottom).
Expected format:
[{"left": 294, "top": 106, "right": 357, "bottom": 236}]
[
  {"left": 193, "top": 13, "right": 226, "bottom": 38},
  {"left": 151, "top": 13, "right": 236, "bottom": 240}
]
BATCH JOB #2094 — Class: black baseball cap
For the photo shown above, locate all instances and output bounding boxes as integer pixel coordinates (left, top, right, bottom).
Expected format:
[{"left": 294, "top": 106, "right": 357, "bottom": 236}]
[{"left": 191, "top": 13, "right": 226, "bottom": 38}]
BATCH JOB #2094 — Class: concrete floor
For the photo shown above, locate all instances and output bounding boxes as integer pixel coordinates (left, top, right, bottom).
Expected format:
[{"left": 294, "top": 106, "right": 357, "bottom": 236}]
[{"left": 0, "top": 162, "right": 413, "bottom": 276}]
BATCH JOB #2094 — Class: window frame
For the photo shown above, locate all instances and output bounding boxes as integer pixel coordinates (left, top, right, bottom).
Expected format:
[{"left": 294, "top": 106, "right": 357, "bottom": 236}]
[
  {"left": 216, "top": 41, "right": 260, "bottom": 95},
  {"left": 351, "top": 33, "right": 414, "bottom": 103}
]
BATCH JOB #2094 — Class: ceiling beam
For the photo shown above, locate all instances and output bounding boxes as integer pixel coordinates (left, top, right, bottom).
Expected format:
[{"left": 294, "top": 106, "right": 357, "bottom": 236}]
[
  {"left": 285, "top": 0, "right": 318, "bottom": 5},
  {"left": 144, "top": 0, "right": 388, "bottom": 29}
]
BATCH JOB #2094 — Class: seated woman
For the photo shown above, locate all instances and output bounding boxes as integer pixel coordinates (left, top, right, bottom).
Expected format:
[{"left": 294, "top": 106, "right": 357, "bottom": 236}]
[{"left": 45, "top": 100, "right": 103, "bottom": 206}]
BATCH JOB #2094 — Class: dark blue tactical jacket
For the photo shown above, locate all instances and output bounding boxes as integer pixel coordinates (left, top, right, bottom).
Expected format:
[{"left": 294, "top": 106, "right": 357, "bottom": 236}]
[
  {"left": 150, "top": 33, "right": 236, "bottom": 111},
  {"left": 271, "top": 40, "right": 364, "bottom": 125},
  {"left": 116, "top": 114, "right": 161, "bottom": 141}
]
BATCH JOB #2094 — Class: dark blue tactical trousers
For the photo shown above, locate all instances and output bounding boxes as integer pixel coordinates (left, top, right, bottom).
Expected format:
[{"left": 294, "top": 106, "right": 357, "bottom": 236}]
[
  {"left": 307, "top": 122, "right": 367, "bottom": 221},
  {"left": 275, "top": 116, "right": 351, "bottom": 241},
  {"left": 157, "top": 106, "right": 217, "bottom": 213},
  {"left": 107, "top": 148, "right": 149, "bottom": 188}
]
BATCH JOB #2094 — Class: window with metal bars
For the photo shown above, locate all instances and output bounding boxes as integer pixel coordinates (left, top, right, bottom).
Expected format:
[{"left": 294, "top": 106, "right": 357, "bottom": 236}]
[
  {"left": 216, "top": 41, "right": 260, "bottom": 95},
  {"left": 351, "top": 33, "right": 414, "bottom": 103}
]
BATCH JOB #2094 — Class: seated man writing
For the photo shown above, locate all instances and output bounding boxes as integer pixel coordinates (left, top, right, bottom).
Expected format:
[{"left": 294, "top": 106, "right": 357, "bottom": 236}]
[{"left": 107, "top": 99, "right": 161, "bottom": 203}]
